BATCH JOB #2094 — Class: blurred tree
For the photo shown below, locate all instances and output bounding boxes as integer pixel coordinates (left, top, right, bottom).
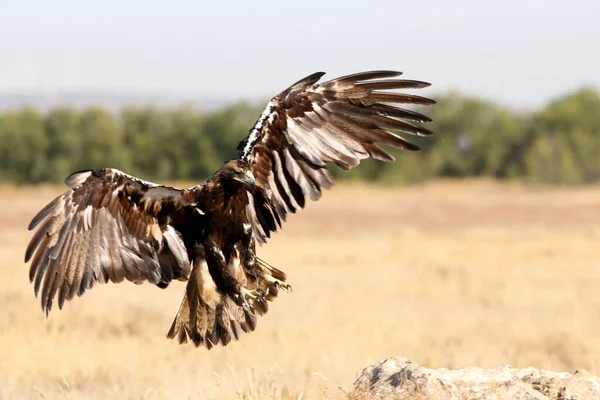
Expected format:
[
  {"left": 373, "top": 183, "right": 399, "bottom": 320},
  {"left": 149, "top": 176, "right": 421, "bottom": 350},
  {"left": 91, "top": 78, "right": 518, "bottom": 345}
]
[
  {"left": 426, "top": 92, "right": 524, "bottom": 178},
  {"left": 0, "top": 108, "right": 48, "bottom": 182},
  {"left": 525, "top": 88, "right": 600, "bottom": 184},
  {"left": 78, "top": 108, "right": 130, "bottom": 172},
  {"left": 203, "top": 101, "right": 266, "bottom": 160},
  {"left": 41, "top": 108, "right": 81, "bottom": 181},
  {"left": 166, "top": 107, "right": 219, "bottom": 181},
  {"left": 0, "top": 88, "right": 597, "bottom": 185},
  {"left": 121, "top": 107, "right": 172, "bottom": 181}
]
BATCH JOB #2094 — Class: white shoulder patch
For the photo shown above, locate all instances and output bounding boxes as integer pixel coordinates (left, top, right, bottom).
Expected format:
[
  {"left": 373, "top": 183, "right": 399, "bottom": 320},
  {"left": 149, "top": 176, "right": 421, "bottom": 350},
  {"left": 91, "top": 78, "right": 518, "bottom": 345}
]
[{"left": 241, "top": 99, "right": 277, "bottom": 159}]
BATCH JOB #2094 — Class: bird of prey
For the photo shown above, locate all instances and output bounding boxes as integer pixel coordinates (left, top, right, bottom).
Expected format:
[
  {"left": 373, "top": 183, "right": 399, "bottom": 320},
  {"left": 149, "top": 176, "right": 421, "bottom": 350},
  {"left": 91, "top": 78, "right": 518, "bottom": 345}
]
[{"left": 25, "top": 70, "right": 435, "bottom": 349}]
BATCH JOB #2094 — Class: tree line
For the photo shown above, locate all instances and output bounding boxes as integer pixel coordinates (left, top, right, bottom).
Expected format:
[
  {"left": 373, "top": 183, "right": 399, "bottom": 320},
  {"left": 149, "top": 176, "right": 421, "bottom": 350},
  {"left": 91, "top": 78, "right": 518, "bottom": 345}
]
[{"left": 0, "top": 87, "right": 598, "bottom": 185}]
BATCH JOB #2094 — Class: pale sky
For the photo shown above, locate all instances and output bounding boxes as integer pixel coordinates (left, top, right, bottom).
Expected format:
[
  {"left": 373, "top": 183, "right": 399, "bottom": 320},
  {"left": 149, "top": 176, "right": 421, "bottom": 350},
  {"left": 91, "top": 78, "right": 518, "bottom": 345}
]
[{"left": 0, "top": 0, "right": 598, "bottom": 108}]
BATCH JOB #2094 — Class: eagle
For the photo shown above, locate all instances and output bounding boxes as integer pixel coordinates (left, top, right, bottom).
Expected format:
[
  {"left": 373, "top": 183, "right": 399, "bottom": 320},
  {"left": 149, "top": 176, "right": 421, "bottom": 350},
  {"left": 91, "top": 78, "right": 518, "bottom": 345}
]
[{"left": 25, "top": 70, "right": 435, "bottom": 349}]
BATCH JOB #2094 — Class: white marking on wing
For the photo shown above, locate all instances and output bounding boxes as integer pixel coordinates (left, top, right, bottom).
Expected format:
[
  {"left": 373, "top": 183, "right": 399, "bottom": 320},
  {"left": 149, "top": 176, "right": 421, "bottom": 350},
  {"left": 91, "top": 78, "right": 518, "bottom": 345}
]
[
  {"left": 241, "top": 100, "right": 277, "bottom": 158},
  {"left": 82, "top": 205, "right": 94, "bottom": 230}
]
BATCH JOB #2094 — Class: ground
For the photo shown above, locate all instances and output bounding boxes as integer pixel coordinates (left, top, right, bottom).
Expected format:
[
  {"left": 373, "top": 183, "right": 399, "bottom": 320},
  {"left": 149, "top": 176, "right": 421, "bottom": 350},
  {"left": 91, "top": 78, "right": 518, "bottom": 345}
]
[{"left": 1, "top": 180, "right": 599, "bottom": 399}]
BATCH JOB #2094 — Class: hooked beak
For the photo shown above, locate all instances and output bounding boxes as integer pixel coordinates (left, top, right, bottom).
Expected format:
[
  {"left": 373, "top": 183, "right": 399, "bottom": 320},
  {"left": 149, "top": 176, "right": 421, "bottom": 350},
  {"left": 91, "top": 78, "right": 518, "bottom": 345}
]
[{"left": 235, "top": 170, "right": 256, "bottom": 188}]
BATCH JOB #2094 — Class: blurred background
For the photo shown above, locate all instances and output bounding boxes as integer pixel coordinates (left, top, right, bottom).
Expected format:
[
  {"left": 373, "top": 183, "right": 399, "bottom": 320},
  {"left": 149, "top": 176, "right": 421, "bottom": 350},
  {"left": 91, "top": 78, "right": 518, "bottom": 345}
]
[
  {"left": 1, "top": 0, "right": 598, "bottom": 184},
  {"left": 1, "top": 1, "right": 599, "bottom": 399}
]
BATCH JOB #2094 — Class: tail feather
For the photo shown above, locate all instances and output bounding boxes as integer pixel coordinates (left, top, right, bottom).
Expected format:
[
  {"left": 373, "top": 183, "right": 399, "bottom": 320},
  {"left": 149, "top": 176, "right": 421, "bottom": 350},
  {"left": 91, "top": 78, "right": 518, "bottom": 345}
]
[
  {"left": 168, "top": 292, "right": 190, "bottom": 344},
  {"left": 166, "top": 257, "right": 285, "bottom": 348}
]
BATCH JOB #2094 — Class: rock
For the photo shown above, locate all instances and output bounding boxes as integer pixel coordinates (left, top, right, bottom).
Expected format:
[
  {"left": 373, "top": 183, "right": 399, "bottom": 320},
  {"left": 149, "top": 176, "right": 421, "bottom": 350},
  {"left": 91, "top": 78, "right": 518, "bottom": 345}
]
[{"left": 349, "top": 357, "right": 600, "bottom": 400}]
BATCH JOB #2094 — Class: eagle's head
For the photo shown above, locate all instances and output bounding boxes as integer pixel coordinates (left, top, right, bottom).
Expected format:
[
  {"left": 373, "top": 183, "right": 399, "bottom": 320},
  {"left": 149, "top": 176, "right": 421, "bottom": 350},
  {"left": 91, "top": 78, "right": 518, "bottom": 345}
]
[{"left": 218, "top": 159, "right": 256, "bottom": 189}]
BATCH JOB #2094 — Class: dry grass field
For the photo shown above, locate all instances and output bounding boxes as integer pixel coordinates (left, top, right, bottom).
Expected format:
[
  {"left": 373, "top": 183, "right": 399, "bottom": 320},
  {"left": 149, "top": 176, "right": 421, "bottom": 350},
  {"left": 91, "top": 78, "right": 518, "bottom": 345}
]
[{"left": 0, "top": 180, "right": 599, "bottom": 399}]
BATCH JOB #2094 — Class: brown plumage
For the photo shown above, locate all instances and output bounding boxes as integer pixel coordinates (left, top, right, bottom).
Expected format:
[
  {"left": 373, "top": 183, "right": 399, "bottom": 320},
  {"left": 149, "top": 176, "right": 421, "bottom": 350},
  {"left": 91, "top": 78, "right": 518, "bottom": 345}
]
[{"left": 25, "top": 70, "right": 435, "bottom": 348}]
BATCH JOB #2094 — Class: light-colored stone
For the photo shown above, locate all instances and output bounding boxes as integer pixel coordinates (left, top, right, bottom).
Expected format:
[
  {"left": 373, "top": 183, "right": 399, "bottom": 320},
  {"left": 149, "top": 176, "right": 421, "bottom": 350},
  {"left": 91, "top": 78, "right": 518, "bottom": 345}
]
[{"left": 349, "top": 357, "right": 600, "bottom": 399}]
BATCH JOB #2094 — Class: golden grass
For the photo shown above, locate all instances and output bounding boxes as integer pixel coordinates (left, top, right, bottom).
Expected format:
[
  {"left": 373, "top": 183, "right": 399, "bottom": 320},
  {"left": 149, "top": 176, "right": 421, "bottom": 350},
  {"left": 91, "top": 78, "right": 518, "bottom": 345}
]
[{"left": 1, "top": 180, "right": 599, "bottom": 399}]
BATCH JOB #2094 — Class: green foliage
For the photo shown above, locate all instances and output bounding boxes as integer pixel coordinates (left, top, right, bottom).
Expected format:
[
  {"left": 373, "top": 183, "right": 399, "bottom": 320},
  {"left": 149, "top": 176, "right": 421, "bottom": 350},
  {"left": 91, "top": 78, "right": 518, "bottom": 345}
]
[
  {"left": 41, "top": 108, "right": 82, "bottom": 181},
  {"left": 0, "top": 87, "right": 598, "bottom": 184},
  {"left": 525, "top": 88, "right": 600, "bottom": 184},
  {"left": 0, "top": 108, "right": 48, "bottom": 183},
  {"left": 78, "top": 108, "right": 130, "bottom": 172},
  {"left": 424, "top": 92, "right": 525, "bottom": 178}
]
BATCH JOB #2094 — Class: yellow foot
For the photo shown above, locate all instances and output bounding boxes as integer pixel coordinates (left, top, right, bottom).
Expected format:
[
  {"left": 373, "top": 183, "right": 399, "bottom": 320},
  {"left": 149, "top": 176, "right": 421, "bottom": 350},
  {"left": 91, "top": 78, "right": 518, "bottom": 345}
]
[
  {"left": 265, "top": 275, "right": 292, "bottom": 292},
  {"left": 236, "top": 287, "right": 265, "bottom": 308}
]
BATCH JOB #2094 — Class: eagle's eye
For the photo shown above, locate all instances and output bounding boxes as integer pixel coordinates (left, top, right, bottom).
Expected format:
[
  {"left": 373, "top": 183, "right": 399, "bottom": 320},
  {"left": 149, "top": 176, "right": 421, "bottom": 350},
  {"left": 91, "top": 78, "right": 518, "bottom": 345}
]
[{"left": 233, "top": 169, "right": 256, "bottom": 188}]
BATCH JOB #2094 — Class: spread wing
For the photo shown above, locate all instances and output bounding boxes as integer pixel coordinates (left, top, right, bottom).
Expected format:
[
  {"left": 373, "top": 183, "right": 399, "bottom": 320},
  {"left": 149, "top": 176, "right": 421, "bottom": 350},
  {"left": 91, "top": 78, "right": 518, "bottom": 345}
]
[
  {"left": 237, "top": 70, "right": 435, "bottom": 242},
  {"left": 25, "top": 168, "right": 195, "bottom": 313}
]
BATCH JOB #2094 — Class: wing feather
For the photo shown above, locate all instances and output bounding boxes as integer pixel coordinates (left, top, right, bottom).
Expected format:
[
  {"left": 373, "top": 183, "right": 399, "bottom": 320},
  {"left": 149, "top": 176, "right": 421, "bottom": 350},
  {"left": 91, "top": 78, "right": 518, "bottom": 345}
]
[
  {"left": 237, "top": 70, "right": 434, "bottom": 241},
  {"left": 25, "top": 168, "right": 196, "bottom": 313}
]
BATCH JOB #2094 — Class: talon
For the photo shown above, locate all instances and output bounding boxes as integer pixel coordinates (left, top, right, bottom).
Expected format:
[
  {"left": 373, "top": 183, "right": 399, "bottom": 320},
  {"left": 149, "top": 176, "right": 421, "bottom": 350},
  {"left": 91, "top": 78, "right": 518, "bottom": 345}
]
[
  {"left": 265, "top": 275, "right": 292, "bottom": 292},
  {"left": 278, "top": 282, "right": 292, "bottom": 292},
  {"left": 254, "top": 288, "right": 268, "bottom": 301},
  {"left": 237, "top": 287, "right": 265, "bottom": 308}
]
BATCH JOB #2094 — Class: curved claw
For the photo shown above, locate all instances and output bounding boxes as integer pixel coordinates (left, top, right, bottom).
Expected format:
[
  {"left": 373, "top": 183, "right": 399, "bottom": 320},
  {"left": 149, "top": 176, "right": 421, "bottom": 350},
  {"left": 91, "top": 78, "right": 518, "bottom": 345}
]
[
  {"left": 236, "top": 287, "right": 265, "bottom": 308},
  {"left": 265, "top": 275, "right": 292, "bottom": 293},
  {"left": 278, "top": 282, "right": 292, "bottom": 293}
]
